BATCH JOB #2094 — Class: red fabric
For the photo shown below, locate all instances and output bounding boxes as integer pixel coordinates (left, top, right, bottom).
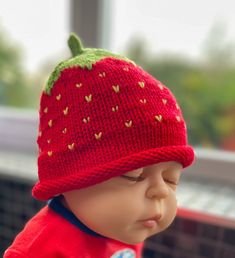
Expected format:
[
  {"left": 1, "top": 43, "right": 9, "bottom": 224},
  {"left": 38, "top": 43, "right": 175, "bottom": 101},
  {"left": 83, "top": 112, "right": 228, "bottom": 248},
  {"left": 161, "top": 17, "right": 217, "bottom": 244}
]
[
  {"left": 4, "top": 206, "right": 143, "bottom": 258},
  {"left": 33, "top": 57, "right": 194, "bottom": 200}
]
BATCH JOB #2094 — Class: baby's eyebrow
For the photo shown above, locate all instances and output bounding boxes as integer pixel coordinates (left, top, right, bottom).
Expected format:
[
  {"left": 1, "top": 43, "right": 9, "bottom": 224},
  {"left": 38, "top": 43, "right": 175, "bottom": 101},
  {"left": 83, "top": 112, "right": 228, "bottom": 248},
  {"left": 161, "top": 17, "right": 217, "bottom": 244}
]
[{"left": 123, "top": 169, "right": 143, "bottom": 176}]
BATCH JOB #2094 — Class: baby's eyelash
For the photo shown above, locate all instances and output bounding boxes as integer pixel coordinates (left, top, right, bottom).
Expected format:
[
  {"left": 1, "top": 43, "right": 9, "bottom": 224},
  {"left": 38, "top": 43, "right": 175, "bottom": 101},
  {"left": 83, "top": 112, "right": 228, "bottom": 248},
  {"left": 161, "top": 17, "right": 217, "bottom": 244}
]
[
  {"left": 120, "top": 175, "right": 145, "bottom": 182},
  {"left": 120, "top": 175, "right": 179, "bottom": 185},
  {"left": 164, "top": 179, "right": 178, "bottom": 185}
]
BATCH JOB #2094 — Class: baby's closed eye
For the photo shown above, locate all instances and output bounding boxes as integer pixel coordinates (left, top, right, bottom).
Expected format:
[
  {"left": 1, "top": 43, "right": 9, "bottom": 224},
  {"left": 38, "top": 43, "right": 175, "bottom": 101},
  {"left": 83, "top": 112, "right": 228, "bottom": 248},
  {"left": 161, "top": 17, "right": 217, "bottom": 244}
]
[
  {"left": 163, "top": 178, "right": 179, "bottom": 185},
  {"left": 120, "top": 168, "right": 145, "bottom": 182},
  {"left": 120, "top": 174, "right": 145, "bottom": 182},
  {"left": 162, "top": 170, "right": 181, "bottom": 186}
]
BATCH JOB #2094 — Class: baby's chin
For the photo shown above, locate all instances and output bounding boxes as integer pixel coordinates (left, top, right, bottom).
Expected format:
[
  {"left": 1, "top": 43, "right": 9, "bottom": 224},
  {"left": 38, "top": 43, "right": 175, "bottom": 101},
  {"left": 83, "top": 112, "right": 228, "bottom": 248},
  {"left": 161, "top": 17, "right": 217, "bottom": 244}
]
[
  {"left": 110, "top": 231, "right": 156, "bottom": 245},
  {"left": 116, "top": 225, "right": 171, "bottom": 245}
]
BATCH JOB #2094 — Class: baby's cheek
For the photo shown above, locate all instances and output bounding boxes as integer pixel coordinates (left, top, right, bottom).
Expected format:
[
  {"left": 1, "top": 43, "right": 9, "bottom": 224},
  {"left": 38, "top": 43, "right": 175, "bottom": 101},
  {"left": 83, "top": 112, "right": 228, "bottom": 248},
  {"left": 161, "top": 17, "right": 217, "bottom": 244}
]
[{"left": 164, "top": 194, "right": 178, "bottom": 225}]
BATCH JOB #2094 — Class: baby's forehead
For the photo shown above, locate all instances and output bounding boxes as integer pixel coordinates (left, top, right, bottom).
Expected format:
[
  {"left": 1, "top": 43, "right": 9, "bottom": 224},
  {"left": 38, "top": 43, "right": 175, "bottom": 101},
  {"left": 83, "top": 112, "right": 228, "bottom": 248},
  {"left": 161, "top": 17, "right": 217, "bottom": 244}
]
[
  {"left": 121, "top": 162, "right": 182, "bottom": 177},
  {"left": 142, "top": 161, "right": 183, "bottom": 170}
]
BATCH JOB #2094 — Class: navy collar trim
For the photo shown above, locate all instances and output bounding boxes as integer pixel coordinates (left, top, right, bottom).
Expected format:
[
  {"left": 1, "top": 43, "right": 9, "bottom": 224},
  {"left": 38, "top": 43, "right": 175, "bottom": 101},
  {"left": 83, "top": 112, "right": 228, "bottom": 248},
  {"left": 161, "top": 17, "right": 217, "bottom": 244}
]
[{"left": 48, "top": 195, "right": 106, "bottom": 238}]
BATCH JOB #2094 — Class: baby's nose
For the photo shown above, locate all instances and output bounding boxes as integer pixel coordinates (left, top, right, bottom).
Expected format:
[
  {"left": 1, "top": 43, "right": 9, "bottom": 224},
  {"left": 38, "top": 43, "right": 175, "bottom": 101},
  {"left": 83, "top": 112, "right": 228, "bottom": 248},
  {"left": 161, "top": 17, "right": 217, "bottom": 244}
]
[{"left": 146, "top": 179, "right": 169, "bottom": 200}]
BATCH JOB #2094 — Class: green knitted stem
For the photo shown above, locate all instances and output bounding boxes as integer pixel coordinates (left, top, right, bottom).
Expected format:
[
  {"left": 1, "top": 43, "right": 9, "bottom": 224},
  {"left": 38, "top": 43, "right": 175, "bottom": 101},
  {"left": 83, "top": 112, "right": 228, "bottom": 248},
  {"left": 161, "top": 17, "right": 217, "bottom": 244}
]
[
  {"left": 68, "top": 33, "right": 84, "bottom": 57},
  {"left": 44, "top": 34, "right": 134, "bottom": 95}
]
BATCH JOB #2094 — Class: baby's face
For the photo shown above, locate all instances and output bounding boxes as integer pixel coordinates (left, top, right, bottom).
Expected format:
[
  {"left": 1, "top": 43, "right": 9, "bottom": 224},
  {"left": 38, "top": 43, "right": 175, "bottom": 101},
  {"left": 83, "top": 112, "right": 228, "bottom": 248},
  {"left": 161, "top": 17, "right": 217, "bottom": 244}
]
[{"left": 63, "top": 161, "right": 182, "bottom": 244}]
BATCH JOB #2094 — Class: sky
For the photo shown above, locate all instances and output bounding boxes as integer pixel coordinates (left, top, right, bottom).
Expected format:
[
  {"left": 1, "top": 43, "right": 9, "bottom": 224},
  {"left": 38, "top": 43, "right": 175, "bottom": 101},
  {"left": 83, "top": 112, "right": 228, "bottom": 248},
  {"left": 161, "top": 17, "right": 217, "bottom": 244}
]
[
  {"left": 112, "top": 0, "right": 235, "bottom": 58},
  {"left": 0, "top": 0, "right": 69, "bottom": 72},
  {"left": 0, "top": 0, "right": 235, "bottom": 73}
]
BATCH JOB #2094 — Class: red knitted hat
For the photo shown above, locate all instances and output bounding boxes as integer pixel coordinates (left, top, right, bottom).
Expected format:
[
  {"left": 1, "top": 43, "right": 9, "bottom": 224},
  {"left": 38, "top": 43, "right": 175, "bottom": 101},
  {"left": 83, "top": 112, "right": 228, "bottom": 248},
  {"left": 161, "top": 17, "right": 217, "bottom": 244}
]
[{"left": 32, "top": 33, "right": 195, "bottom": 201}]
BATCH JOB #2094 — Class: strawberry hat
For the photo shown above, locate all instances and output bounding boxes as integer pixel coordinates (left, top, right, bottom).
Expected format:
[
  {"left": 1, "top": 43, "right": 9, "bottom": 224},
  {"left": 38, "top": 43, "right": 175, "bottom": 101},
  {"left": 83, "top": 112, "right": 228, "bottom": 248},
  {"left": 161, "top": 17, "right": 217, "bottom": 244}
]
[{"left": 32, "top": 33, "right": 195, "bottom": 201}]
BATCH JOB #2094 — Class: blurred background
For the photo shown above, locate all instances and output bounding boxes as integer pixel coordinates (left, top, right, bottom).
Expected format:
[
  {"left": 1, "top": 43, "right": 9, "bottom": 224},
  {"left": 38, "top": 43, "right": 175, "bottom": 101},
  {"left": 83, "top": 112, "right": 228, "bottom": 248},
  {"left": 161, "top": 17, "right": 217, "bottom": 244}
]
[{"left": 0, "top": 0, "right": 235, "bottom": 257}]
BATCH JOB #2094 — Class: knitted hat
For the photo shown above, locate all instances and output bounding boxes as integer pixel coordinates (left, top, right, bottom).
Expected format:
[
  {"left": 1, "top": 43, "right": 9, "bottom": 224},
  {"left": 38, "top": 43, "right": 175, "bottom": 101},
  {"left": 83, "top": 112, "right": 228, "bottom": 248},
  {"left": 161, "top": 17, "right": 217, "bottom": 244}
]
[{"left": 32, "top": 33, "right": 195, "bottom": 201}]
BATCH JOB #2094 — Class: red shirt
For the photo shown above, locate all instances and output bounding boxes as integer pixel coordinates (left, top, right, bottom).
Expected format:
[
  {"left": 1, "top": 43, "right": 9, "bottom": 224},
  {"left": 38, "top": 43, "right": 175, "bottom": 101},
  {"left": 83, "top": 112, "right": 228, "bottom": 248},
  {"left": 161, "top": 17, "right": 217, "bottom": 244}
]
[{"left": 4, "top": 197, "right": 143, "bottom": 258}]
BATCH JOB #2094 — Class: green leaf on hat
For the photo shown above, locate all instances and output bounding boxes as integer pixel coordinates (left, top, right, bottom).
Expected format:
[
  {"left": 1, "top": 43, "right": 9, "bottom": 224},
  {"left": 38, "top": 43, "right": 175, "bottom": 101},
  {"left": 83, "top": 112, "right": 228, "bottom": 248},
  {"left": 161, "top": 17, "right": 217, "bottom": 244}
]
[
  {"left": 68, "top": 33, "right": 84, "bottom": 57},
  {"left": 44, "top": 33, "right": 135, "bottom": 95}
]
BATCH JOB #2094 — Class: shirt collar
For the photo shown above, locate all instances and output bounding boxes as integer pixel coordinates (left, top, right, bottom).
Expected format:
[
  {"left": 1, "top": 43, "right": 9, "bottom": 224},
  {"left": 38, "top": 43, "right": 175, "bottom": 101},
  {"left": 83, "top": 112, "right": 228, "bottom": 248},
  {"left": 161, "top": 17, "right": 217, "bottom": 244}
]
[{"left": 48, "top": 195, "right": 106, "bottom": 238}]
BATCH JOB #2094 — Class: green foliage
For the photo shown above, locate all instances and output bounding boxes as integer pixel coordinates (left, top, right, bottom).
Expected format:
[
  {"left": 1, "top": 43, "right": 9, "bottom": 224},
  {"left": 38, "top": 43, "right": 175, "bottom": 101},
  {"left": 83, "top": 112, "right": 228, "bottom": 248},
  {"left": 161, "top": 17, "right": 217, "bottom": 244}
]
[{"left": 0, "top": 26, "right": 33, "bottom": 108}]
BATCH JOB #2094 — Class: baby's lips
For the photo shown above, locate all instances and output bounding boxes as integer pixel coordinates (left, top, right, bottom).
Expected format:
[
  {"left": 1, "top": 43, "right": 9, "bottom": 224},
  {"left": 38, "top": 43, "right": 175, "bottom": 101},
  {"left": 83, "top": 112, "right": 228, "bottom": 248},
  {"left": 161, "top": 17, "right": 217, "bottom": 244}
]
[
  {"left": 140, "top": 213, "right": 162, "bottom": 223},
  {"left": 141, "top": 220, "right": 157, "bottom": 228},
  {"left": 139, "top": 213, "right": 162, "bottom": 228}
]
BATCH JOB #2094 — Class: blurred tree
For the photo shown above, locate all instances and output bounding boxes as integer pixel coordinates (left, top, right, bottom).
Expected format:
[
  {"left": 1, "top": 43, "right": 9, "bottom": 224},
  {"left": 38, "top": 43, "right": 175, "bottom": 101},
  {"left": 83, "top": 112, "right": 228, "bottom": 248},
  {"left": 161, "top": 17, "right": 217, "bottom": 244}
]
[
  {"left": 202, "top": 21, "right": 235, "bottom": 68},
  {"left": 124, "top": 25, "right": 235, "bottom": 150},
  {"left": 0, "top": 25, "right": 33, "bottom": 108}
]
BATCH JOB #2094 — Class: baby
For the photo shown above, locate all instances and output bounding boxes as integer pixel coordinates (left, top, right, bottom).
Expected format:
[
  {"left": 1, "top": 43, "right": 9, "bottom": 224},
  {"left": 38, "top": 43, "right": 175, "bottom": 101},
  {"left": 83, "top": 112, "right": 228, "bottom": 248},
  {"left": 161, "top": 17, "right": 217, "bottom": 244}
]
[{"left": 4, "top": 33, "right": 194, "bottom": 258}]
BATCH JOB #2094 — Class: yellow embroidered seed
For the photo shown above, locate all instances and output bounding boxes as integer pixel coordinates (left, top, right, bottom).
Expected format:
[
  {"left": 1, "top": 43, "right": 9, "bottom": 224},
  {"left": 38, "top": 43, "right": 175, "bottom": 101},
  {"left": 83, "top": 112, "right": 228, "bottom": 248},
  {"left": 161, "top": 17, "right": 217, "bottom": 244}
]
[
  {"left": 157, "top": 83, "right": 164, "bottom": 90},
  {"left": 47, "top": 139, "right": 51, "bottom": 144},
  {"left": 95, "top": 132, "right": 102, "bottom": 140},
  {"left": 47, "top": 151, "right": 53, "bottom": 157},
  {"left": 140, "top": 99, "right": 147, "bottom": 104},
  {"left": 63, "top": 107, "right": 69, "bottom": 115},
  {"left": 48, "top": 119, "right": 53, "bottom": 127},
  {"left": 38, "top": 131, "right": 42, "bottom": 137},
  {"left": 83, "top": 117, "right": 90, "bottom": 123},
  {"left": 76, "top": 83, "right": 82, "bottom": 88},
  {"left": 138, "top": 81, "right": 145, "bottom": 88},
  {"left": 123, "top": 67, "right": 129, "bottom": 71},
  {"left": 85, "top": 94, "right": 92, "bottom": 102},
  {"left": 43, "top": 107, "right": 48, "bottom": 113},
  {"left": 176, "top": 104, "right": 180, "bottom": 110},
  {"left": 155, "top": 115, "right": 163, "bottom": 122},
  {"left": 125, "top": 120, "right": 133, "bottom": 128},
  {"left": 62, "top": 128, "right": 67, "bottom": 134},
  {"left": 162, "top": 99, "right": 167, "bottom": 105},
  {"left": 112, "top": 85, "right": 120, "bottom": 93},
  {"left": 112, "top": 106, "right": 119, "bottom": 112},
  {"left": 176, "top": 116, "right": 181, "bottom": 122},
  {"left": 56, "top": 94, "right": 61, "bottom": 101},
  {"left": 99, "top": 72, "right": 106, "bottom": 77},
  {"left": 68, "top": 143, "right": 75, "bottom": 150}
]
